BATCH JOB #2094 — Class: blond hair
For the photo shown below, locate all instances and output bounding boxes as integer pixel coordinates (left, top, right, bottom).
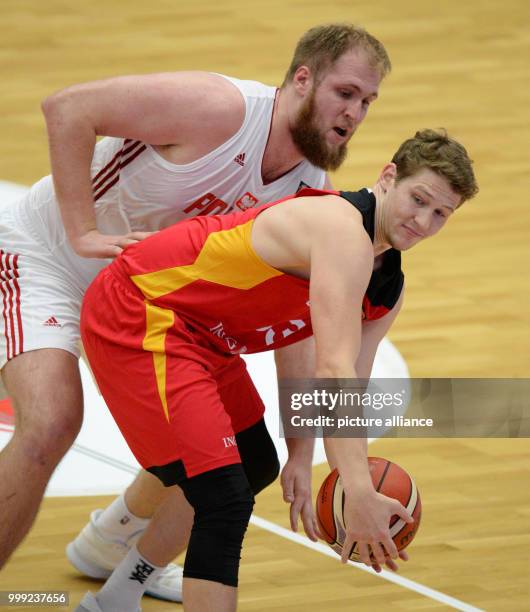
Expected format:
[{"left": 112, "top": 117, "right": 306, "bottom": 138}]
[
  {"left": 392, "top": 129, "right": 479, "bottom": 204},
  {"left": 283, "top": 23, "right": 391, "bottom": 86}
]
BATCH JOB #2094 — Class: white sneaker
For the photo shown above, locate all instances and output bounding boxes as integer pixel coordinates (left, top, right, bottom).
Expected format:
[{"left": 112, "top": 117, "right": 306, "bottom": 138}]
[
  {"left": 76, "top": 591, "right": 141, "bottom": 612},
  {"left": 67, "top": 510, "right": 183, "bottom": 602}
]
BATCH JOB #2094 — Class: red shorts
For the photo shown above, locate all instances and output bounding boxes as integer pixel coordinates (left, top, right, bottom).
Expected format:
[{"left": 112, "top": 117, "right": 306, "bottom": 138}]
[{"left": 80, "top": 267, "right": 265, "bottom": 481}]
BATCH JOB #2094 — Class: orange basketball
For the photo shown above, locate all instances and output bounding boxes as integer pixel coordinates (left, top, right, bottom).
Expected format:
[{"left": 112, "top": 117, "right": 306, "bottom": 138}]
[{"left": 316, "top": 456, "right": 421, "bottom": 561}]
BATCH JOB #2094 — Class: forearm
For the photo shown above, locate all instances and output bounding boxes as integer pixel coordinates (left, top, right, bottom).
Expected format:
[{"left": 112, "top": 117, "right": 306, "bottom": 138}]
[
  {"left": 42, "top": 91, "right": 98, "bottom": 240},
  {"left": 285, "top": 437, "right": 314, "bottom": 463},
  {"left": 317, "top": 363, "right": 372, "bottom": 490},
  {"left": 314, "top": 346, "right": 358, "bottom": 379},
  {"left": 324, "top": 437, "right": 372, "bottom": 492}
]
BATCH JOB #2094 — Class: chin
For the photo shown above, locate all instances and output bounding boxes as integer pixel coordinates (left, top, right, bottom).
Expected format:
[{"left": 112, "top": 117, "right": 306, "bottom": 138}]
[{"left": 389, "top": 236, "right": 412, "bottom": 251}]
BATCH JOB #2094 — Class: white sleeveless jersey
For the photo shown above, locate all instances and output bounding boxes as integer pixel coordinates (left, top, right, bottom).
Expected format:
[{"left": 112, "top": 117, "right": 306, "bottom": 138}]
[{"left": 11, "top": 75, "right": 326, "bottom": 292}]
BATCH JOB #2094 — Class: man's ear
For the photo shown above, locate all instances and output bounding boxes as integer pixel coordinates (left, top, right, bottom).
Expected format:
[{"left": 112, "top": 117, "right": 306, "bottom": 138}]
[
  {"left": 292, "top": 65, "right": 313, "bottom": 96},
  {"left": 377, "top": 163, "right": 397, "bottom": 193}
]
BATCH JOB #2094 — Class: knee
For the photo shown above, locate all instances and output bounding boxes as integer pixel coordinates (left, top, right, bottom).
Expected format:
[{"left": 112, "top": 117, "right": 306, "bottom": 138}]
[
  {"left": 12, "top": 396, "right": 82, "bottom": 463},
  {"left": 246, "top": 447, "right": 280, "bottom": 495},
  {"left": 236, "top": 419, "right": 280, "bottom": 495},
  {"left": 180, "top": 465, "right": 254, "bottom": 587}
]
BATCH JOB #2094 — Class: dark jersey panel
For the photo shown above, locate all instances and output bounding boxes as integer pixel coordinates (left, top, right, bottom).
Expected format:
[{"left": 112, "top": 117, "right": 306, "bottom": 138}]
[{"left": 339, "top": 189, "right": 404, "bottom": 318}]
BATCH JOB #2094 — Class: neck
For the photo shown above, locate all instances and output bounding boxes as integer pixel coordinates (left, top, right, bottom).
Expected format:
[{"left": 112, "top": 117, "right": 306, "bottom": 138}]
[
  {"left": 372, "top": 183, "right": 392, "bottom": 256},
  {"left": 262, "top": 87, "right": 305, "bottom": 183}
]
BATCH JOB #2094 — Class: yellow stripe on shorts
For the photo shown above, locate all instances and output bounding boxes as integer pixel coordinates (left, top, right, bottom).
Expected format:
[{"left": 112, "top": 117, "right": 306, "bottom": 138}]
[{"left": 142, "top": 301, "right": 175, "bottom": 422}]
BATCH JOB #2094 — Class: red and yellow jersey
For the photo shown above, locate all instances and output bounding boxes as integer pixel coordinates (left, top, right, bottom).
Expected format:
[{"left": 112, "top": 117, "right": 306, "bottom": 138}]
[{"left": 111, "top": 188, "right": 403, "bottom": 355}]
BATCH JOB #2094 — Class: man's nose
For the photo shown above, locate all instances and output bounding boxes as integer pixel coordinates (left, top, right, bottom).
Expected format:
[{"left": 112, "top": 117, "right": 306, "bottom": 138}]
[
  {"left": 414, "top": 208, "right": 432, "bottom": 234},
  {"left": 345, "top": 99, "right": 364, "bottom": 126}
]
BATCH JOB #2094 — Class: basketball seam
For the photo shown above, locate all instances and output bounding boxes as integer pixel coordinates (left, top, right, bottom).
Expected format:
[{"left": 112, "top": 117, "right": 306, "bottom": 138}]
[{"left": 375, "top": 459, "right": 391, "bottom": 492}]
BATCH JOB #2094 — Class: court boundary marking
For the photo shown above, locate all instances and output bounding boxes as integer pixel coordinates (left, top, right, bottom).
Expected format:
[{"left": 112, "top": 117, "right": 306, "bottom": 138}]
[
  {"left": 250, "top": 515, "right": 483, "bottom": 612},
  {"left": 71, "top": 443, "right": 484, "bottom": 612}
]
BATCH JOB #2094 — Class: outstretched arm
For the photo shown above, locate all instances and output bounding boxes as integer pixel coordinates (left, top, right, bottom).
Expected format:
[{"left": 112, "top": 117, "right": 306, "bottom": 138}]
[{"left": 308, "top": 202, "right": 412, "bottom": 569}]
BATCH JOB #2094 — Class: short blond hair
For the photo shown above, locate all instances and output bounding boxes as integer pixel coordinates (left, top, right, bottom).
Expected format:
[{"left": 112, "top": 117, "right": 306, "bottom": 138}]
[
  {"left": 283, "top": 23, "right": 391, "bottom": 86},
  {"left": 392, "top": 129, "right": 479, "bottom": 204}
]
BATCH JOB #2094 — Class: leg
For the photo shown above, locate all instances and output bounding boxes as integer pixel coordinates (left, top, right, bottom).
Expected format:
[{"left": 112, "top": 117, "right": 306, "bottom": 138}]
[
  {"left": 123, "top": 469, "right": 167, "bottom": 518},
  {"left": 66, "top": 347, "right": 186, "bottom": 600},
  {"left": 78, "top": 282, "right": 258, "bottom": 610},
  {"left": 75, "top": 408, "right": 278, "bottom": 608},
  {"left": 219, "top": 360, "right": 280, "bottom": 495},
  {"left": 0, "top": 349, "right": 83, "bottom": 568},
  {"left": 236, "top": 419, "right": 280, "bottom": 495},
  {"left": 83, "top": 466, "right": 251, "bottom": 612},
  {"left": 136, "top": 484, "right": 193, "bottom": 566},
  {"left": 67, "top": 477, "right": 188, "bottom": 601},
  {"left": 179, "top": 465, "right": 254, "bottom": 612},
  {"left": 75, "top": 419, "right": 275, "bottom": 610},
  {"left": 131, "top": 416, "right": 279, "bottom": 567},
  {"left": 183, "top": 580, "right": 237, "bottom": 612}
]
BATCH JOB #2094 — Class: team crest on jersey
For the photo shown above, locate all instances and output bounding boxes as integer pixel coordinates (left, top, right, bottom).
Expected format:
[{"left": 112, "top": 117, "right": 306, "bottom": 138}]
[{"left": 235, "top": 192, "right": 259, "bottom": 211}]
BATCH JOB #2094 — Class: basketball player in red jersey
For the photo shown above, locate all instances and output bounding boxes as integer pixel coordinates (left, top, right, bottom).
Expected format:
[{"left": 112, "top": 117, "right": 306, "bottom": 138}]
[
  {"left": 77, "top": 130, "right": 478, "bottom": 611},
  {"left": 0, "top": 24, "right": 388, "bottom": 593}
]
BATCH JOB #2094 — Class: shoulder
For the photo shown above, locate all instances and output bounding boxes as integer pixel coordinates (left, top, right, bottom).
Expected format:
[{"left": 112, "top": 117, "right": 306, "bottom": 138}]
[
  {"left": 167, "top": 71, "right": 245, "bottom": 121},
  {"left": 147, "top": 71, "right": 246, "bottom": 145},
  {"left": 281, "top": 194, "right": 372, "bottom": 256},
  {"left": 292, "top": 193, "right": 366, "bottom": 228}
]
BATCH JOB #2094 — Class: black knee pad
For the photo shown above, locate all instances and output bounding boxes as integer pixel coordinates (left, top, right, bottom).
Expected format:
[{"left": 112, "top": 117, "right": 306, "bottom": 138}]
[
  {"left": 236, "top": 419, "right": 280, "bottom": 495},
  {"left": 179, "top": 464, "right": 254, "bottom": 587}
]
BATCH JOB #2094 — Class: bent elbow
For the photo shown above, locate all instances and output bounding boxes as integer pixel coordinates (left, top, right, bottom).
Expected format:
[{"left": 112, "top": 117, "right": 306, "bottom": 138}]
[
  {"left": 41, "top": 87, "right": 76, "bottom": 122},
  {"left": 41, "top": 91, "right": 61, "bottom": 118}
]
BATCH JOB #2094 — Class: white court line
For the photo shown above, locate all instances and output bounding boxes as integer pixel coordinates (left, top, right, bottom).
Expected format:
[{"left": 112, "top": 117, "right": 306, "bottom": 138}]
[{"left": 250, "top": 514, "right": 484, "bottom": 612}]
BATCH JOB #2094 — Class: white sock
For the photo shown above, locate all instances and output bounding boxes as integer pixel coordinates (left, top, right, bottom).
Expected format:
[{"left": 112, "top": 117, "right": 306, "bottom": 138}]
[
  {"left": 95, "top": 495, "right": 150, "bottom": 541},
  {"left": 96, "top": 545, "right": 164, "bottom": 612}
]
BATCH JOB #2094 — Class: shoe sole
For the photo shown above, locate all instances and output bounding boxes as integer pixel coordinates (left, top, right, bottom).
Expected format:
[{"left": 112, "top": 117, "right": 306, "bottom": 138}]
[{"left": 66, "top": 542, "right": 112, "bottom": 580}]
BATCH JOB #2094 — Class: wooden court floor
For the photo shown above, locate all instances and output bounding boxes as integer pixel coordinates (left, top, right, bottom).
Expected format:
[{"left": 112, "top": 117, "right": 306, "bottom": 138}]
[{"left": 1, "top": 0, "right": 529, "bottom": 609}]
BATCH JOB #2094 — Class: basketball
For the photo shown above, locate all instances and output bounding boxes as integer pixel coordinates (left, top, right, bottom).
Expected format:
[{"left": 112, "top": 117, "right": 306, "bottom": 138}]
[{"left": 316, "top": 457, "right": 421, "bottom": 562}]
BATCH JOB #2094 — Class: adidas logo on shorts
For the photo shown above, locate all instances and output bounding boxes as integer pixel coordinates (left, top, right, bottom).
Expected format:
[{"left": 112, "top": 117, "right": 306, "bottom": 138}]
[{"left": 43, "top": 316, "right": 62, "bottom": 327}]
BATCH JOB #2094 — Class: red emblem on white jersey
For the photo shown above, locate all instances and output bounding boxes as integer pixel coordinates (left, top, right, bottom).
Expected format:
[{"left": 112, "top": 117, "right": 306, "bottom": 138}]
[
  {"left": 43, "top": 316, "right": 62, "bottom": 327},
  {"left": 234, "top": 153, "right": 246, "bottom": 167},
  {"left": 235, "top": 192, "right": 258, "bottom": 211}
]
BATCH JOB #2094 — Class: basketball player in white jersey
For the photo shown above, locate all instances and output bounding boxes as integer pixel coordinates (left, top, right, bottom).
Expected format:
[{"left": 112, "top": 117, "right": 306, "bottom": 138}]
[{"left": 0, "top": 24, "right": 389, "bottom": 600}]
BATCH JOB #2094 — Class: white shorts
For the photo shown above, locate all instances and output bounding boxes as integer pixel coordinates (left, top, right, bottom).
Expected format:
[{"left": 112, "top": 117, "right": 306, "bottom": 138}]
[{"left": 0, "top": 203, "right": 100, "bottom": 368}]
